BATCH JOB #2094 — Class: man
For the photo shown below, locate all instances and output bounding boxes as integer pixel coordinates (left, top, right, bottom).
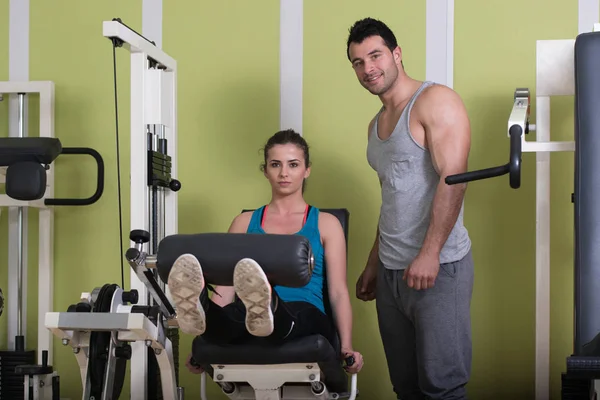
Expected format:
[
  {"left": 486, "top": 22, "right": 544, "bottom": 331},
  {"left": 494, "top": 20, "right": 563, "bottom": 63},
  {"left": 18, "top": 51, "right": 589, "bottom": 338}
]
[{"left": 347, "top": 18, "right": 474, "bottom": 400}]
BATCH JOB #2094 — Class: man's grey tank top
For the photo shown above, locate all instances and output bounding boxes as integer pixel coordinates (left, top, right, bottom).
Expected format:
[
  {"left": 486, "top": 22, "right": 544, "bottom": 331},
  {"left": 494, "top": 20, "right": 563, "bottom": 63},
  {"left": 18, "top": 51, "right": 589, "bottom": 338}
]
[{"left": 367, "top": 81, "right": 471, "bottom": 270}]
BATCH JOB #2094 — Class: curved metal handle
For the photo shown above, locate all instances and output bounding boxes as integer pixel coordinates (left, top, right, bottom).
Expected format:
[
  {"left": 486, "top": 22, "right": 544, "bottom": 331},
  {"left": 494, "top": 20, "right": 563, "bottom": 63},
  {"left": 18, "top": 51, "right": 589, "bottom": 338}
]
[
  {"left": 44, "top": 147, "right": 105, "bottom": 206},
  {"left": 445, "top": 125, "right": 522, "bottom": 188},
  {"left": 508, "top": 124, "right": 522, "bottom": 189}
]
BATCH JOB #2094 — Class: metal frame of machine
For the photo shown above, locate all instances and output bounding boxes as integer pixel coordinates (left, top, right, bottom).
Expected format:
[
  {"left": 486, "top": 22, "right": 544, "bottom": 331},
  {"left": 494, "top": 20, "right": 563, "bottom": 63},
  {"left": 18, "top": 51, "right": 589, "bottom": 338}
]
[
  {"left": 446, "top": 24, "right": 600, "bottom": 400},
  {"left": 0, "top": 81, "right": 55, "bottom": 363},
  {"left": 101, "top": 17, "right": 179, "bottom": 397}
]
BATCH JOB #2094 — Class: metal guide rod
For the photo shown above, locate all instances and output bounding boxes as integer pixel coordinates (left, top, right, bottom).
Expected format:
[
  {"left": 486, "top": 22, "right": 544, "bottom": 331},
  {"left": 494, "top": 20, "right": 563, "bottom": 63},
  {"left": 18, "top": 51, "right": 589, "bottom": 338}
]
[{"left": 17, "top": 92, "right": 25, "bottom": 343}]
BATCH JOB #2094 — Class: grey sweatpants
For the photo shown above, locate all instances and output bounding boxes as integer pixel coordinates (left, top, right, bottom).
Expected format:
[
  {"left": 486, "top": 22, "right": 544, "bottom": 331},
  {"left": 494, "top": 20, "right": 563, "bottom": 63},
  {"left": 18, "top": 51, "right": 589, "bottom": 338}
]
[{"left": 376, "top": 249, "right": 474, "bottom": 400}]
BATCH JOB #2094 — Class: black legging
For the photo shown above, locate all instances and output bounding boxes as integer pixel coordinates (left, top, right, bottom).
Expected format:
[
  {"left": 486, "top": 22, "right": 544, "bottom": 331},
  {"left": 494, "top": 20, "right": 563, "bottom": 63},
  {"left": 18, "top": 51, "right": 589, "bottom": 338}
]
[{"left": 199, "top": 287, "right": 337, "bottom": 347}]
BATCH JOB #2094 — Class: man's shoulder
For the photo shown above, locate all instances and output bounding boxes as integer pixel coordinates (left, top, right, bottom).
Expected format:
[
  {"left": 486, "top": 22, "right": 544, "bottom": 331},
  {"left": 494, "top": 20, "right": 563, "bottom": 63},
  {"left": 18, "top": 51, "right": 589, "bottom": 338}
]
[
  {"left": 414, "top": 83, "right": 467, "bottom": 123},
  {"left": 417, "top": 83, "right": 464, "bottom": 109}
]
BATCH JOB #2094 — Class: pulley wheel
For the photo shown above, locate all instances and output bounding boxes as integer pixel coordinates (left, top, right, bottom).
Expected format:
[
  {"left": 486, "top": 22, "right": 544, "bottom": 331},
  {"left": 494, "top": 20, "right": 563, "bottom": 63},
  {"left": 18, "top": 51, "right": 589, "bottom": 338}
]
[{"left": 88, "top": 284, "right": 127, "bottom": 399}]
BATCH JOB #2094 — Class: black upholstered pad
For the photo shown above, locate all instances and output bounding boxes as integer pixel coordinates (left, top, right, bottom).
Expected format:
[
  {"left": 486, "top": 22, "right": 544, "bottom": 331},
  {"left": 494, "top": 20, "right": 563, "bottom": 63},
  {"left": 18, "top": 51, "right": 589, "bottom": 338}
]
[
  {"left": 193, "top": 333, "right": 337, "bottom": 365},
  {"left": 193, "top": 334, "right": 349, "bottom": 393},
  {"left": 0, "top": 137, "right": 62, "bottom": 167},
  {"left": 156, "top": 233, "right": 312, "bottom": 287}
]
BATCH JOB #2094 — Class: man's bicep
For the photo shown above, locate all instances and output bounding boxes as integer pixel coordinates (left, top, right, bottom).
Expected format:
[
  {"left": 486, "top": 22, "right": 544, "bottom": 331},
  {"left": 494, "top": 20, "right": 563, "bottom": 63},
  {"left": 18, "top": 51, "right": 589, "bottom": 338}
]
[{"left": 424, "top": 88, "right": 471, "bottom": 177}]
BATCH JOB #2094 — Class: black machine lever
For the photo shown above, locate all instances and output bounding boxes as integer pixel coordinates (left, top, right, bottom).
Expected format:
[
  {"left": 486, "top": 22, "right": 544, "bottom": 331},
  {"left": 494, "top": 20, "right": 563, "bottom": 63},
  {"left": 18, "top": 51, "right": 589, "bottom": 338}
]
[
  {"left": 125, "top": 229, "right": 176, "bottom": 319},
  {"left": 44, "top": 147, "right": 105, "bottom": 206},
  {"left": 446, "top": 88, "right": 529, "bottom": 189}
]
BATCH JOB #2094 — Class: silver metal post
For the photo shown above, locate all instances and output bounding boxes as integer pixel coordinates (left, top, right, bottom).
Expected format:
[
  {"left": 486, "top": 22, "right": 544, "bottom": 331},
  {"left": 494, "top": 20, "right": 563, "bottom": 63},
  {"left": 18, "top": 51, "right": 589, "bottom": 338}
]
[
  {"left": 158, "top": 125, "right": 166, "bottom": 293},
  {"left": 16, "top": 92, "right": 25, "bottom": 339}
]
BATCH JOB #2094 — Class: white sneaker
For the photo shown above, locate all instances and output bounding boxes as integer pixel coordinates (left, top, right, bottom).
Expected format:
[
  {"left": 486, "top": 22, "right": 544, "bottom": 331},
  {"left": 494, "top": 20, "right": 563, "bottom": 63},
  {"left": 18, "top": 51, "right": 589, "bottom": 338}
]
[
  {"left": 233, "top": 258, "right": 274, "bottom": 337},
  {"left": 168, "top": 254, "right": 206, "bottom": 335}
]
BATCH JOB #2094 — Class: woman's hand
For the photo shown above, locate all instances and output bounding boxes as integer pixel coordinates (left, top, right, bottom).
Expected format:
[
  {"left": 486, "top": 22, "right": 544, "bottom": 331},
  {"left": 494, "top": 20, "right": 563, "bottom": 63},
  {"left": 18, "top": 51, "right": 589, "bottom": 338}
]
[
  {"left": 185, "top": 352, "right": 204, "bottom": 374},
  {"left": 341, "top": 347, "right": 364, "bottom": 374}
]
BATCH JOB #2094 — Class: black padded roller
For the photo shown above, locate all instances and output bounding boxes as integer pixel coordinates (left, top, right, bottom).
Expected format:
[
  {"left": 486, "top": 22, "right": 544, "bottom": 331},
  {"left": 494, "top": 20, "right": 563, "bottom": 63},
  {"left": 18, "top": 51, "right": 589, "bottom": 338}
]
[{"left": 156, "top": 233, "right": 313, "bottom": 287}]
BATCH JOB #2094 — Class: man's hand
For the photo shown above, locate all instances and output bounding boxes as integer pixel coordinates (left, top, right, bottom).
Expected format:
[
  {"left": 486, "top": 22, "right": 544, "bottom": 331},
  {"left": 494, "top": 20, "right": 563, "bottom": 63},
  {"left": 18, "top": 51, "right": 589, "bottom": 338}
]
[
  {"left": 402, "top": 252, "right": 440, "bottom": 290},
  {"left": 356, "top": 264, "right": 377, "bottom": 301}
]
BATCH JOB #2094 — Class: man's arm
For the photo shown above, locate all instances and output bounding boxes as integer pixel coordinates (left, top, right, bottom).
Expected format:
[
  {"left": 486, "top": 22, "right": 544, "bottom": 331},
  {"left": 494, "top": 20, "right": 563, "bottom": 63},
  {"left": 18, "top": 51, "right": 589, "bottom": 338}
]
[{"left": 419, "top": 85, "right": 471, "bottom": 258}]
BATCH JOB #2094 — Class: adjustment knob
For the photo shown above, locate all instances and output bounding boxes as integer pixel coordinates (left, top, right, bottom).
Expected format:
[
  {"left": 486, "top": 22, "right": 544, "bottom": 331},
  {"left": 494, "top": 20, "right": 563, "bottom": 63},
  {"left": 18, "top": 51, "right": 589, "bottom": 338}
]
[
  {"left": 130, "top": 229, "right": 150, "bottom": 244},
  {"left": 125, "top": 248, "right": 140, "bottom": 262},
  {"left": 169, "top": 179, "right": 181, "bottom": 192},
  {"left": 122, "top": 289, "right": 139, "bottom": 305}
]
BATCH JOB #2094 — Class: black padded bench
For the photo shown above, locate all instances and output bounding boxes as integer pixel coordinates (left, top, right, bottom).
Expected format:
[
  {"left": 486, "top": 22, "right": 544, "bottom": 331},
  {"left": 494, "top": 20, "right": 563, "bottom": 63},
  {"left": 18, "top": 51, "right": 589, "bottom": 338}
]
[{"left": 0, "top": 137, "right": 104, "bottom": 205}]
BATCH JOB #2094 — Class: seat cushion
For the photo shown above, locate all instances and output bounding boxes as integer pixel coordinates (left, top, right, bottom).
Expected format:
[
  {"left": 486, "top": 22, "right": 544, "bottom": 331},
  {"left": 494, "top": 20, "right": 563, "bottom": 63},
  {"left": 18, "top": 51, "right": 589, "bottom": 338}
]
[
  {"left": 0, "top": 137, "right": 62, "bottom": 167},
  {"left": 192, "top": 334, "right": 349, "bottom": 393}
]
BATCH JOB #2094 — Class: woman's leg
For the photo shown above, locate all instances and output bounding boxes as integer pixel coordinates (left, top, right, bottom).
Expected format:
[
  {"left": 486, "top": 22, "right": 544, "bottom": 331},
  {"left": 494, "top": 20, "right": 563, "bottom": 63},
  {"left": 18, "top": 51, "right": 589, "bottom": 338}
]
[
  {"left": 201, "top": 289, "right": 251, "bottom": 345},
  {"left": 233, "top": 258, "right": 278, "bottom": 337},
  {"left": 266, "top": 300, "right": 337, "bottom": 349},
  {"left": 232, "top": 258, "right": 337, "bottom": 345},
  {"left": 168, "top": 253, "right": 249, "bottom": 343}
]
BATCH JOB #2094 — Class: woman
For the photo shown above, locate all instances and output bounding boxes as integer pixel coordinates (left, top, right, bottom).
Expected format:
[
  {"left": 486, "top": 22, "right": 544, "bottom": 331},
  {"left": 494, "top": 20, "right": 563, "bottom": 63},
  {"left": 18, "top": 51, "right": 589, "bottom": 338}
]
[{"left": 168, "top": 129, "right": 364, "bottom": 375}]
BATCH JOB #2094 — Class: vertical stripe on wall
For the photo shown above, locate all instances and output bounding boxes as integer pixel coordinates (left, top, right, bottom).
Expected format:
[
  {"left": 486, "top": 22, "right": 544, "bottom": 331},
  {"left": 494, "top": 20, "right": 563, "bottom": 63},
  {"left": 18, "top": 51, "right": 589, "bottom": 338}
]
[
  {"left": 425, "top": 0, "right": 454, "bottom": 88},
  {"left": 578, "top": 0, "right": 600, "bottom": 33},
  {"left": 279, "top": 0, "right": 303, "bottom": 135},
  {"left": 143, "top": 0, "right": 163, "bottom": 48},
  {"left": 8, "top": 0, "right": 29, "bottom": 351}
]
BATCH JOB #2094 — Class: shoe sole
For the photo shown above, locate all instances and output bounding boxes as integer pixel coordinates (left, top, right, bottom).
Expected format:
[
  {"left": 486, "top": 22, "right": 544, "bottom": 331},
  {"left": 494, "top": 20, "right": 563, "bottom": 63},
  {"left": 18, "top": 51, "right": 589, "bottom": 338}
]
[
  {"left": 233, "top": 258, "right": 274, "bottom": 337},
  {"left": 168, "top": 254, "right": 206, "bottom": 335}
]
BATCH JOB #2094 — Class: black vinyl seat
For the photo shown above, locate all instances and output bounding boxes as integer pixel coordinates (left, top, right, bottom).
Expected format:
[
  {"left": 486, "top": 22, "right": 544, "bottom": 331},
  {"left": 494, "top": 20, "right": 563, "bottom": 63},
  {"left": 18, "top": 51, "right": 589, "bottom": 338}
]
[
  {"left": 0, "top": 137, "right": 62, "bottom": 166},
  {"left": 191, "top": 208, "right": 351, "bottom": 394}
]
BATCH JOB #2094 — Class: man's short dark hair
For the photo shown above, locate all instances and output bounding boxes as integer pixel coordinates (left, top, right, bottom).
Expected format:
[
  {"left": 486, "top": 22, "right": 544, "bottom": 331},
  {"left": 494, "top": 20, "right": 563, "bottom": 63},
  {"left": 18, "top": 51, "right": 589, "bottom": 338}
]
[{"left": 346, "top": 18, "right": 399, "bottom": 61}]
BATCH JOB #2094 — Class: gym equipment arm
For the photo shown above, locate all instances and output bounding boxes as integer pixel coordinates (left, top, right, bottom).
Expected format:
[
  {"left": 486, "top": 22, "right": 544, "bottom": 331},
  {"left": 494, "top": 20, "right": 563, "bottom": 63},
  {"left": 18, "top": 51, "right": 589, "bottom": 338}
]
[{"left": 445, "top": 88, "right": 530, "bottom": 189}]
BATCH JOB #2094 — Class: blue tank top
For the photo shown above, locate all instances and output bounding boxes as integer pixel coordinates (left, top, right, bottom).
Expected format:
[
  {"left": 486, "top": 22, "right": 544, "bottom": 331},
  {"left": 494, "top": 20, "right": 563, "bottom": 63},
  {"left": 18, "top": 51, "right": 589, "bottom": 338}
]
[{"left": 246, "top": 205, "right": 326, "bottom": 314}]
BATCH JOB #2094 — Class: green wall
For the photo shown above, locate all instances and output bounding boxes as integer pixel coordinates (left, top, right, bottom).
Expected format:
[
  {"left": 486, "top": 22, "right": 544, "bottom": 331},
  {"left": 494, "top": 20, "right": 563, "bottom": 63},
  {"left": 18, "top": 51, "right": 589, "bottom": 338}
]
[{"left": 0, "top": 0, "right": 592, "bottom": 399}]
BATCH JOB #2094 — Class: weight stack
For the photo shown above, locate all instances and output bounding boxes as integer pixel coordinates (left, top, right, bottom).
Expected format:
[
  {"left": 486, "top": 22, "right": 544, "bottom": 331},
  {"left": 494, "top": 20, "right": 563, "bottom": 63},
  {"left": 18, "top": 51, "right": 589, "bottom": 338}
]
[{"left": 0, "top": 349, "right": 35, "bottom": 399}]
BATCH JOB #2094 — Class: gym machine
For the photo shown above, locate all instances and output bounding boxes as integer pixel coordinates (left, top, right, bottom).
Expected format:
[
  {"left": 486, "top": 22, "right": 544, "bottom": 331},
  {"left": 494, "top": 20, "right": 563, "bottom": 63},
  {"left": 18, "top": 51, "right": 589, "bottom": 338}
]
[
  {"left": 0, "top": 82, "right": 104, "bottom": 398},
  {"left": 446, "top": 28, "right": 600, "bottom": 400},
  {"left": 44, "top": 18, "right": 182, "bottom": 399},
  {"left": 43, "top": 17, "right": 359, "bottom": 400}
]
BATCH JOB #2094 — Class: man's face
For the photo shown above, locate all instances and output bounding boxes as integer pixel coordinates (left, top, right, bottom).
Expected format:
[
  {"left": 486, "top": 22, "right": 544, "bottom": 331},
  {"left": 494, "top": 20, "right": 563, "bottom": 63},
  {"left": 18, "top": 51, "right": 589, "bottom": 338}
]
[{"left": 348, "top": 35, "right": 401, "bottom": 95}]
